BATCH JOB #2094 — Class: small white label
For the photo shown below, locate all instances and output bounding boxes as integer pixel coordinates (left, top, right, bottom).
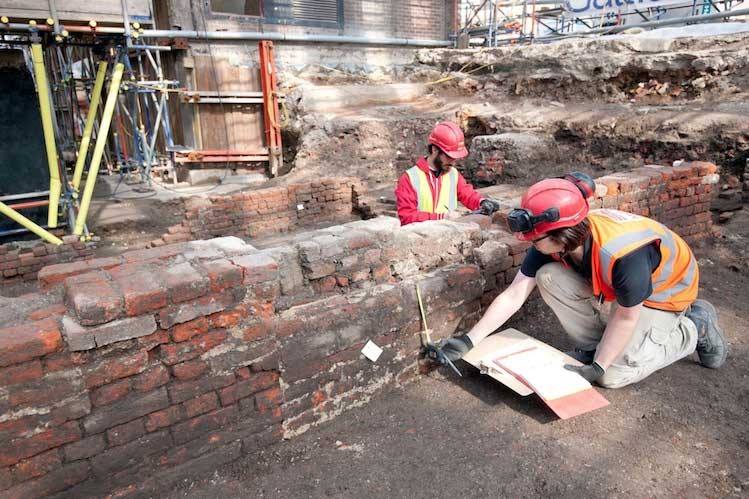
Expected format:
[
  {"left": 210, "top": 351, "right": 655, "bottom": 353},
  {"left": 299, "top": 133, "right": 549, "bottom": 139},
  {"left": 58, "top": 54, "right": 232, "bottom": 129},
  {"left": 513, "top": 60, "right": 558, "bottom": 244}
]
[
  {"left": 361, "top": 340, "right": 383, "bottom": 362},
  {"left": 297, "top": 204, "right": 305, "bottom": 211}
]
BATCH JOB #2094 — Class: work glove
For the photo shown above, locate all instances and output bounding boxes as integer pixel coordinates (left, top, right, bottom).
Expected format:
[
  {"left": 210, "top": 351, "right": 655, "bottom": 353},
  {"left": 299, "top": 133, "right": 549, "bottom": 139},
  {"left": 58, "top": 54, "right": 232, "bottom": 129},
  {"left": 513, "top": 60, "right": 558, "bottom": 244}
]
[
  {"left": 564, "top": 362, "right": 605, "bottom": 383},
  {"left": 439, "top": 334, "right": 474, "bottom": 362},
  {"left": 479, "top": 199, "right": 501, "bottom": 216}
]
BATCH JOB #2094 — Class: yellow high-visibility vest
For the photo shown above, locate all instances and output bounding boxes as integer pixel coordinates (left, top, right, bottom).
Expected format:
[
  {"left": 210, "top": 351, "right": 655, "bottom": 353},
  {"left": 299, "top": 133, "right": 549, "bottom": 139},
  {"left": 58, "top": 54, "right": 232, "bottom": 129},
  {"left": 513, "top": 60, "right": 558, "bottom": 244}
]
[{"left": 405, "top": 166, "right": 458, "bottom": 214}]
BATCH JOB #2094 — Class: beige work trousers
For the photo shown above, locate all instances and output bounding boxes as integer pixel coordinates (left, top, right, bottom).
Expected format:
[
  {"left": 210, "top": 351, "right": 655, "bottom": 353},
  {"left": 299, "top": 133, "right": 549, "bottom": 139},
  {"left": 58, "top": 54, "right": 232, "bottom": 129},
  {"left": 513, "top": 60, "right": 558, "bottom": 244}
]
[{"left": 535, "top": 262, "right": 698, "bottom": 388}]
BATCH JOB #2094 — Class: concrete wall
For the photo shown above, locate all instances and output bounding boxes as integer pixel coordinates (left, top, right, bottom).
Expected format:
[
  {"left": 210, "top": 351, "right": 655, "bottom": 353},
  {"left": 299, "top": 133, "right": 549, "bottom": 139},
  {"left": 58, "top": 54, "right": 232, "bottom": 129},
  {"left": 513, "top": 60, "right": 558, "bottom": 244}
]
[{"left": 0, "top": 165, "right": 718, "bottom": 497}]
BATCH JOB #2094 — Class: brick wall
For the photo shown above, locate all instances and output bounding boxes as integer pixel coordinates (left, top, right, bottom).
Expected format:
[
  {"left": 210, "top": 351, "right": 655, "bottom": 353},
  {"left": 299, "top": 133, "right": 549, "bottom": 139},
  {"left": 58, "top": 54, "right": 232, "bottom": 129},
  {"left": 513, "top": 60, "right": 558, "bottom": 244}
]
[
  {"left": 190, "top": 0, "right": 455, "bottom": 40},
  {"left": 149, "top": 177, "right": 362, "bottom": 247},
  {"left": 0, "top": 165, "right": 716, "bottom": 497},
  {"left": 0, "top": 236, "right": 95, "bottom": 286},
  {"left": 481, "top": 161, "right": 720, "bottom": 245}
]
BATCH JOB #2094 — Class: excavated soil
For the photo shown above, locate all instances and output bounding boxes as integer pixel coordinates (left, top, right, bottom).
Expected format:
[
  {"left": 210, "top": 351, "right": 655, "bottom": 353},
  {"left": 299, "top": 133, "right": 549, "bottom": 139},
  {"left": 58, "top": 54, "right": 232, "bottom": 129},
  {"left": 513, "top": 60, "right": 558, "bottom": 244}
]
[
  {"left": 163, "top": 221, "right": 748, "bottom": 499},
  {"left": 158, "top": 31, "right": 749, "bottom": 499}
]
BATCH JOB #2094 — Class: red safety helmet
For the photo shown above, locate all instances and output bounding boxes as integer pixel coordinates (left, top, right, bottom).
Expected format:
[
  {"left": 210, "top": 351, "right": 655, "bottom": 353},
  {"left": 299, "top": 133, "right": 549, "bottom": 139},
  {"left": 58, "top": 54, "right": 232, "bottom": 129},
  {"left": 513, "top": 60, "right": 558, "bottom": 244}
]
[
  {"left": 509, "top": 172, "right": 595, "bottom": 241},
  {"left": 428, "top": 121, "right": 469, "bottom": 159}
]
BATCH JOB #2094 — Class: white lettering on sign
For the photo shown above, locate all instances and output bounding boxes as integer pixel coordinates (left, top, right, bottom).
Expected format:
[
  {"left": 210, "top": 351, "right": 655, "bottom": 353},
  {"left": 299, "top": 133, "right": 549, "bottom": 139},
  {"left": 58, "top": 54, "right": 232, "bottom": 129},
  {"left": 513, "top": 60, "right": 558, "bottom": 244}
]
[
  {"left": 595, "top": 209, "right": 642, "bottom": 222},
  {"left": 563, "top": 0, "right": 686, "bottom": 16}
]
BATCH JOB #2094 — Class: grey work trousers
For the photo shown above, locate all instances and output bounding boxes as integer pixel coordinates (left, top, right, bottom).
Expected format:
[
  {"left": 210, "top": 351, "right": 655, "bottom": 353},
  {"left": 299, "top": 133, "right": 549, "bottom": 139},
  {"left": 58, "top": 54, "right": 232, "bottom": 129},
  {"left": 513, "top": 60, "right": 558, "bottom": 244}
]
[{"left": 535, "top": 262, "right": 698, "bottom": 388}]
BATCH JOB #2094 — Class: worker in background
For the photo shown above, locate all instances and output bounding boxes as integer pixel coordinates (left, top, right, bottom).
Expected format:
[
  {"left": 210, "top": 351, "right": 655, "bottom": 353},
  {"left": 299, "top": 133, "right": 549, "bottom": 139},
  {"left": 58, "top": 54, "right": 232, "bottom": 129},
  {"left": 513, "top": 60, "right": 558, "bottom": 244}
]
[
  {"left": 395, "top": 121, "right": 500, "bottom": 225},
  {"left": 440, "top": 172, "right": 728, "bottom": 388}
]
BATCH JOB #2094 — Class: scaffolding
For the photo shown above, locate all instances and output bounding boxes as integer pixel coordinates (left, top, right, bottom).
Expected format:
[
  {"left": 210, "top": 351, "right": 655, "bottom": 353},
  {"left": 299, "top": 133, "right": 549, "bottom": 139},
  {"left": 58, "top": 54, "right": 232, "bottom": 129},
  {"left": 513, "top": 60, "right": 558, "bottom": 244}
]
[
  {"left": 458, "top": 0, "right": 749, "bottom": 46},
  {"left": 0, "top": 2, "right": 284, "bottom": 243}
]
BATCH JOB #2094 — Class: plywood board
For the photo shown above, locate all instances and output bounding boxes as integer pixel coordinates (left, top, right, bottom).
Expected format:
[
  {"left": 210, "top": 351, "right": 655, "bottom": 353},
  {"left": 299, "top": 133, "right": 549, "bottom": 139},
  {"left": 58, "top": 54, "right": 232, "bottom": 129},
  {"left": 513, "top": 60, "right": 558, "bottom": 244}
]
[
  {"left": 462, "top": 328, "right": 609, "bottom": 419},
  {"left": 3, "top": 0, "right": 152, "bottom": 23},
  {"left": 192, "top": 56, "right": 264, "bottom": 152}
]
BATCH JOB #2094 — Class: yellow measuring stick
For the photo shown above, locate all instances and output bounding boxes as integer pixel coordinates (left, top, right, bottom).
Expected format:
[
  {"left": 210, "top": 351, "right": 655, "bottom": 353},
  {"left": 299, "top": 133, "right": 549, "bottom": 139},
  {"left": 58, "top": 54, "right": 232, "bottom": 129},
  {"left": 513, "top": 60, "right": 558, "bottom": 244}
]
[{"left": 416, "top": 283, "right": 431, "bottom": 345}]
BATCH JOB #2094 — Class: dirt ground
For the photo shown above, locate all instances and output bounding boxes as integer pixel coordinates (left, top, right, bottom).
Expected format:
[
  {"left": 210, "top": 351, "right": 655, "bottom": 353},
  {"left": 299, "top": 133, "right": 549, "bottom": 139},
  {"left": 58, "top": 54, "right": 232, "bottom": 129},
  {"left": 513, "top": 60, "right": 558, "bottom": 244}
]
[{"left": 161, "top": 208, "right": 748, "bottom": 499}]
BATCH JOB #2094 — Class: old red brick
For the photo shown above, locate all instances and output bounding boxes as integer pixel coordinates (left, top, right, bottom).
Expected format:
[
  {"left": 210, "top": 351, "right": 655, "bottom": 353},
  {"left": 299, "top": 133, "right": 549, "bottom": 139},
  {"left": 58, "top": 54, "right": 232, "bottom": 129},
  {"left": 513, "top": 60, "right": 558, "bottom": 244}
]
[
  {"left": 183, "top": 392, "right": 219, "bottom": 418},
  {"left": 0, "top": 360, "right": 43, "bottom": 386},
  {"left": 172, "top": 359, "right": 209, "bottom": 381},
  {"left": 313, "top": 275, "right": 337, "bottom": 293},
  {"left": 131, "top": 365, "right": 170, "bottom": 392},
  {"left": 0, "top": 421, "right": 81, "bottom": 467},
  {"left": 690, "top": 161, "right": 718, "bottom": 176},
  {"left": 200, "top": 259, "right": 243, "bottom": 292},
  {"left": 63, "top": 434, "right": 107, "bottom": 461},
  {"left": 447, "top": 266, "right": 481, "bottom": 287},
  {"left": 26, "top": 304, "right": 66, "bottom": 321},
  {"left": 144, "top": 406, "right": 183, "bottom": 433},
  {"left": 113, "top": 270, "right": 167, "bottom": 316},
  {"left": 38, "top": 256, "right": 121, "bottom": 289},
  {"left": 242, "top": 321, "right": 271, "bottom": 342},
  {"left": 255, "top": 386, "right": 283, "bottom": 413},
  {"left": 3, "top": 461, "right": 89, "bottom": 498},
  {"left": 43, "top": 352, "right": 89, "bottom": 373},
  {"left": 107, "top": 418, "right": 146, "bottom": 447},
  {"left": 64, "top": 271, "right": 123, "bottom": 326},
  {"left": 0, "top": 318, "right": 63, "bottom": 368},
  {"left": 208, "top": 306, "right": 246, "bottom": 329},
  {"left": 160, "top": 329, "right": 227, "bottom": 365},
  {"left": 159, "top": 262, "right": 210, "bottom": 304},
  {"left": 85, "top": 352, "right": 148, "bottom": 389},
  {"left": 91, "top": 379, "right": 131, "bottom": 407},
  {"left": 170, "top": 406, "right": 238, "bottom": 445},
  {"left": 231, "top": 253, "right": 278, "bottom": 284},
  {"left": 168, "top": 373, "right": 235, "bottom": 404},
  {"left": 136, "top": 329, "right": 170, "bottom": 352},
  {"left": 169, "top": 317, "right": 209, "bottom": 342},
  {"left": 11, "top": 449, "right": 61, "bottom": 483}
]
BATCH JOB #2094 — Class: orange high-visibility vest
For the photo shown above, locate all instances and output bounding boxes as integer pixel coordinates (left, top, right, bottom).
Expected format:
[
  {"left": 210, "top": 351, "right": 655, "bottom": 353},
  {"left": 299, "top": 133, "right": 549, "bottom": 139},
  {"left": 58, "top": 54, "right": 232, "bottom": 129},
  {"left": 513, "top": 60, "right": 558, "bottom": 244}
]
[
  {"left": 588, "top": 209, "right": 698, "bottom": 312},
  {"left": 405, "top": 166, "right": 458, "bottom": 214}
]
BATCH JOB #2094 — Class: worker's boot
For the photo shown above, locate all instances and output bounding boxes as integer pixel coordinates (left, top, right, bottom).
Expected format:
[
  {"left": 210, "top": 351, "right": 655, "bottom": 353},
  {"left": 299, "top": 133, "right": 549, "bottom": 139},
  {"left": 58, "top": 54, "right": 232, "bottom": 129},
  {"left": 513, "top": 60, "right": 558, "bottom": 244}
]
[
  {"left": 687, "top": 299, "right": 728, "bottom": 369},
  {"left": 565, "top": 348, "right": 595, "bottom": 365}
]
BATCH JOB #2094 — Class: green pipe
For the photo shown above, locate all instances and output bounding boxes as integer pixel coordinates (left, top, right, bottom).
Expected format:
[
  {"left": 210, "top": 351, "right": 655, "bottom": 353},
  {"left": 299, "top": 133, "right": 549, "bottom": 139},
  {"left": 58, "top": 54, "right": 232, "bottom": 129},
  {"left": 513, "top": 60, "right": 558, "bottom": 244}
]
[
  {"left": 0, "top": 202, "right": 63, "bottom": 245},
  {"left": 72, "top": 60, "right": 108, "bottom": 192},
  {"left": 74, "top": 62, "right": 125, "bottom": 236},
  {"left": 30, "top": 43, "right": 62, "bottom": 228}
]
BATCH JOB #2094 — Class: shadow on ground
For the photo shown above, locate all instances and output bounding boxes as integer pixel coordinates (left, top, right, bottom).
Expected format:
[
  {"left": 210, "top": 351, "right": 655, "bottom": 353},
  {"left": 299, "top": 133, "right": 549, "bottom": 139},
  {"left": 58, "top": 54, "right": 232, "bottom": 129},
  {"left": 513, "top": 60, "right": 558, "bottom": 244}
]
[{"left": 163, "top": 235, "right": 748, "bottom": 499}]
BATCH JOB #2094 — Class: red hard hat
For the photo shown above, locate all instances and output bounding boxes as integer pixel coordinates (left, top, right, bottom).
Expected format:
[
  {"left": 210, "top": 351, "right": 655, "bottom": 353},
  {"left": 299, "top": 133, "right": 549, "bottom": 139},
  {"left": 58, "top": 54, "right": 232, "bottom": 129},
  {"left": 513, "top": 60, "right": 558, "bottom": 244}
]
[
  {"left": 428, "top": 122, "right": 469, "bottom": 159},
  {"left": 513, "top": 176, "right": 592, "bottom": 241}
]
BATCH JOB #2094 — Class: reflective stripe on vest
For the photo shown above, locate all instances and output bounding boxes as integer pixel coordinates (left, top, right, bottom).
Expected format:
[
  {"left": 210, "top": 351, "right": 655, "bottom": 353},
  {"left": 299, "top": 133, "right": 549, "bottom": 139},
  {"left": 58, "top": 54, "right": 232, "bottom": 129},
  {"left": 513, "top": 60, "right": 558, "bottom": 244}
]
[
  {"left": 589, "top": 209, "right": 698, "bottom": 312},
  {"left": 405, "top": 166, "right": 458, "bottom": 214}
]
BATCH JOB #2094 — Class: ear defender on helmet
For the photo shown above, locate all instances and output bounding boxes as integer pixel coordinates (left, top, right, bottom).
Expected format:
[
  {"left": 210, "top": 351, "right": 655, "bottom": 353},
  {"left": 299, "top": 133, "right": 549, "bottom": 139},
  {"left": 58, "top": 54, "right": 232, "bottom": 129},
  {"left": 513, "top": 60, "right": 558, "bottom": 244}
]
[
  {"left": 559, "top": 172, "right": 596, "bottom": 199},
  {"left": 507, "top": 207, "right": 560, "bottom": 234},
  {"left": 509, "top": 172, "right": 595, "bottom": 241}
]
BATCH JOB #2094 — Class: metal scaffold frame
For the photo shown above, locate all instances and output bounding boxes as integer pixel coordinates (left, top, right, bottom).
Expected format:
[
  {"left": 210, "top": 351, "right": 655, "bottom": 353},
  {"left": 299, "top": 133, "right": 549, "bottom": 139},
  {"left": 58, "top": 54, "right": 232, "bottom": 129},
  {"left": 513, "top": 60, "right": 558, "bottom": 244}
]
[
  {"left": 0, "top": 1, "right": 286, "bottom": 243},
  {"left": 457, "top": 0, "right": 749, "bottom": 46}
]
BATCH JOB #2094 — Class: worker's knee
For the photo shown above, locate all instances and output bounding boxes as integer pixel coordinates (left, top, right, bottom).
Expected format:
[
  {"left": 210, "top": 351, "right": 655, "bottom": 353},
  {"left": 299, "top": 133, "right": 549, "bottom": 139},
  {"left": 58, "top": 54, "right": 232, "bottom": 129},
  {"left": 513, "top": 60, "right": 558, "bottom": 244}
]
[
  {"left": 535, "top": 262, "right": 566, "bottom": 292},
  {"left": 597, "top": 368, "right": 639, "bottom": 389}
]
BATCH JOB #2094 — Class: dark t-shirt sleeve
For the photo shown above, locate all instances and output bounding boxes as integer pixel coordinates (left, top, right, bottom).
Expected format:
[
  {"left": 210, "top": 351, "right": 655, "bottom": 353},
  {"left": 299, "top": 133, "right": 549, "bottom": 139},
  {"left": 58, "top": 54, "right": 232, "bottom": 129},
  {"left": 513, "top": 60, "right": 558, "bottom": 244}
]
[
  {"left": 611, "top": 243, "right": 662, "bottom": 307},
  {"left": 520, "top": 247, "right": 555, "bottom": 277}
]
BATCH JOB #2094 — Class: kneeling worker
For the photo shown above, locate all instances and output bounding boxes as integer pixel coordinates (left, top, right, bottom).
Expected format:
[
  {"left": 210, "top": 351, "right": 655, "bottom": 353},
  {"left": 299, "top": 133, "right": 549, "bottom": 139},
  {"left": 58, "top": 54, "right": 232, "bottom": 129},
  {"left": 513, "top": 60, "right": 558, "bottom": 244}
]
[
  {"left": 441, "top": 172, "right": 728, "bottom": 388},
  {"left": 395, "top": 121, "right": 500, "bottom": 225}
]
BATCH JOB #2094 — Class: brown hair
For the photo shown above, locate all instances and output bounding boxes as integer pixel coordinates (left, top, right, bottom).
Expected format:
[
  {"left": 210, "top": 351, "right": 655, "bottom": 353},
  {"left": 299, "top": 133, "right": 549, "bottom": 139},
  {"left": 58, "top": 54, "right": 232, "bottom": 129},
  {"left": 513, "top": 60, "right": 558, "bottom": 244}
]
[{"left": 547, "top": 218, "right": 591, "bottom": 252}]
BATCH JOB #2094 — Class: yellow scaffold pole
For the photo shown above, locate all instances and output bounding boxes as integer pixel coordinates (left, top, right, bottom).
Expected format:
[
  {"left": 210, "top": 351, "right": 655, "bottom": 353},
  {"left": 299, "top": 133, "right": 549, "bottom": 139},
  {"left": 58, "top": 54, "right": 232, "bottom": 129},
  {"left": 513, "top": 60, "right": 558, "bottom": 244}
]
[
  {"left": 72, "top": 60, "right": 108, "bottom": 192},
  {"left": 30, "top": 43, "right": 62, "bottom": 228},
  {"left": 0, "top": 202, "right": 63, "bottom": 245},
  {"left": 74, "top": 62, "right": 125, "bottom": 236}
]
